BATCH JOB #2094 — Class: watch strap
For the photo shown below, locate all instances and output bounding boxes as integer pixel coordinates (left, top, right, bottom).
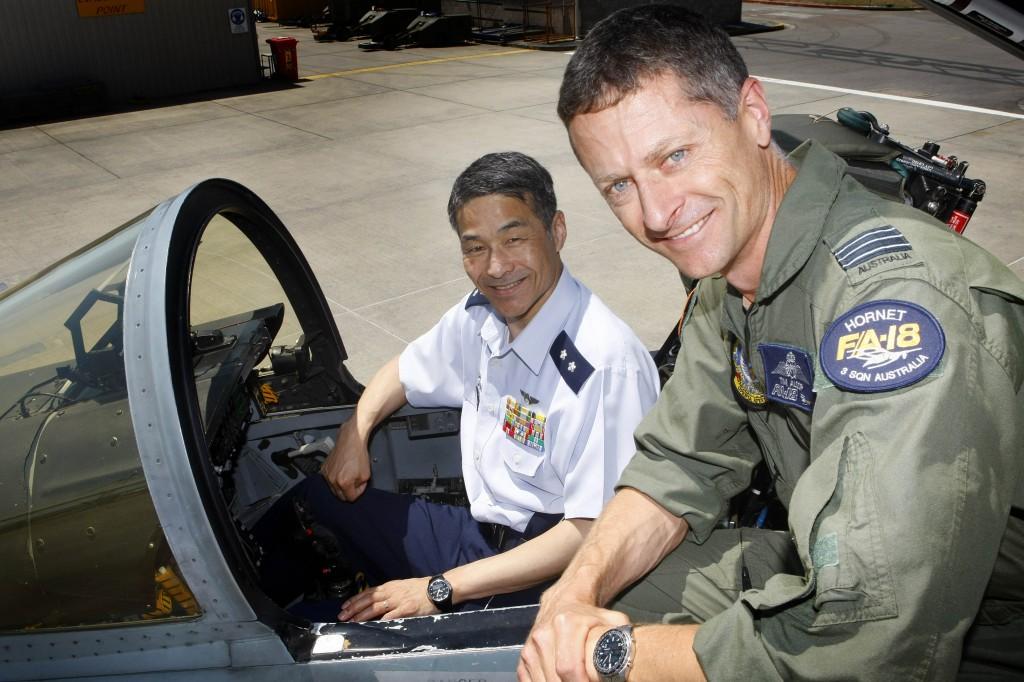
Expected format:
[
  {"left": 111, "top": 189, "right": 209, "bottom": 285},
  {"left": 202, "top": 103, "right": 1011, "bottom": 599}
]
[{"left": 427, "top": 574, "right": 454, "bottom": 612}]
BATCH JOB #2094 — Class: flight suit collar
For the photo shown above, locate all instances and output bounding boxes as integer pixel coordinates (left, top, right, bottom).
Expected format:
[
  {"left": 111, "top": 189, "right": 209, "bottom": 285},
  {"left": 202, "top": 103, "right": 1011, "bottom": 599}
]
[
  {"left": 479, "top": 265, "right": 576, "bottom": 375},
  {"left": 753, "top": 140, "right": 846, "bottom": 304}
]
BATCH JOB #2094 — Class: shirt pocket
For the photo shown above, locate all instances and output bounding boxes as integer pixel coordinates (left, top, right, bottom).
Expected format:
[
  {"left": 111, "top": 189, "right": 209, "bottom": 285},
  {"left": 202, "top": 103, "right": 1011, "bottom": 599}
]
[
  {"left": 792, "top": 431, "right": 899, "bottom": 628},
  {"left": 502, "top": 442, "right": 544, "bottom": 478}
]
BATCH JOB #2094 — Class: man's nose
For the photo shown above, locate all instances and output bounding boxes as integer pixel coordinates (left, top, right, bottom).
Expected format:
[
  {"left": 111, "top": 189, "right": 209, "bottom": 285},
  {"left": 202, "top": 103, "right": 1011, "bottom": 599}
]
[
  {"left": 487, "top": 247, "right": 512, "bottom": 278},
  {"left": 638, "top": 177, "right": 680, "bottom": 235}
]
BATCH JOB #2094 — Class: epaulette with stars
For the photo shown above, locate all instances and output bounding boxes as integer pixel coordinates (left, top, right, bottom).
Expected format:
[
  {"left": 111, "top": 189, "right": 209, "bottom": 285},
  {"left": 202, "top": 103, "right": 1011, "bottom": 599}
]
[{"left": 548, "top": 331, "right": 595, "bottom": 395}]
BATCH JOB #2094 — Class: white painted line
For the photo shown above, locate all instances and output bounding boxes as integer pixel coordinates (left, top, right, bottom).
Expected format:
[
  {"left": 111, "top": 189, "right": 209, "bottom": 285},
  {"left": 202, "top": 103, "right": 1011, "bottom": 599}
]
[
  {"left": 755, "top": 76, "right": 1024, "bottom": 120},
  {"left": 1009, "top": 255, "right": 1024, "bottom": 268}
]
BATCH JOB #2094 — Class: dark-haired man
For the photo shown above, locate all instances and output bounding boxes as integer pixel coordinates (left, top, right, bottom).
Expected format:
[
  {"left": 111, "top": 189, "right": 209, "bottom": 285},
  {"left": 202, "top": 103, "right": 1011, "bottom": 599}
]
[
  {"left": 311, "top": 151, "right": 659, "bottom": 621},
  {"left": 519, "top": 5, "right": 1024, "bottom": 681}
]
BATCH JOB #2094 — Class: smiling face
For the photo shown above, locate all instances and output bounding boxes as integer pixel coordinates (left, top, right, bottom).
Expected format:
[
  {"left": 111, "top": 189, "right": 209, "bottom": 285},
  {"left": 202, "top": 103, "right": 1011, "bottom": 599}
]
[
  {"left": 456, "top": 194, "right": 566, "bottom": 338},
  {"left": 567, "top": 72, "right": 789, "bottom": 294}
]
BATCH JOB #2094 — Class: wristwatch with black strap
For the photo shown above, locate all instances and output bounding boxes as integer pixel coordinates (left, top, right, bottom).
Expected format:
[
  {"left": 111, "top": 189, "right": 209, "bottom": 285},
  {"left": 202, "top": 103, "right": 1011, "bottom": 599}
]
[
  {"left": 426, "top": 574, "right": 454, "bottom": 612},
  {"left": 593, "top": 624, "right": 635, "bottom": 682}
]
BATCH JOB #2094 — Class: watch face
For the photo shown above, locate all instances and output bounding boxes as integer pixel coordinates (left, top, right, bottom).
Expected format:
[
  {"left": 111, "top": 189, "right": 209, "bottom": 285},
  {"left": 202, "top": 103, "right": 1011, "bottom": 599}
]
[
  {"left": 593, "top": 628, "right": 628, "bottom": 676},
  {"left": 427, "top": 578, "right": 452, "bottom": 602}
]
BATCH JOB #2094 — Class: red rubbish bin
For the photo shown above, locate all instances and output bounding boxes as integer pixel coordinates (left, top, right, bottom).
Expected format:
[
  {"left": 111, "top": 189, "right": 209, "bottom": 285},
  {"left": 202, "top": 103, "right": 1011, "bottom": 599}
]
[{"left": 266, "top": 37, "right": 299, "bottom": 81}]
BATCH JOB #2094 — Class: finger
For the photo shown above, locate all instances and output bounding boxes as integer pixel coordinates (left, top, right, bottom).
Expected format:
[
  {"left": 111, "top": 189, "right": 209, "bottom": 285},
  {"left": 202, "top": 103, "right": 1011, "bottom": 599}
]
[
  {"left": 348, "top": 589, "right": 387, "bottom": 622},
  {"left": 518, "top": 643, "right": 542, "bottom": 682},
  {"left": 339, "top": 590, "right": 376, "bottom": 620},
  {"left": 381, "top": 602, "right": 405, "bottom": 621},
  {"left": 344, "top": 479, "right": 367, "bottom": 502},
  {"left": 552, "top": 616, "right": 589, "bottom": 681},
  {"left": 583, "top": 626, "right": 605, "bottom": 681},
  {"left": 348, "top": 599, "right": 387, "bottom": 623},
  {"left": 528, "top": 626, "right": 562, "bottom": 682},
  {"left": 322, "top": 472, "right": 346, "bottom": 501}
]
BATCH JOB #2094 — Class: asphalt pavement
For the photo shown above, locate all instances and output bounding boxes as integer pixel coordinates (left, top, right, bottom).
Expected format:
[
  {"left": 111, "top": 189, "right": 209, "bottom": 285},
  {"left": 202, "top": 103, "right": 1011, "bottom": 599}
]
[{"left": 1, "top": 3, "right": 1021, "bottom": 381}]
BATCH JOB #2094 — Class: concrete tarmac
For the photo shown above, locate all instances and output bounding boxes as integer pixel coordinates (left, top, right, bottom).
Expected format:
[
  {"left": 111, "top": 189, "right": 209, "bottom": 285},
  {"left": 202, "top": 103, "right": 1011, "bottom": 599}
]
[{"left": 0, "top": 4, "right": 1021, "bottom": 380}]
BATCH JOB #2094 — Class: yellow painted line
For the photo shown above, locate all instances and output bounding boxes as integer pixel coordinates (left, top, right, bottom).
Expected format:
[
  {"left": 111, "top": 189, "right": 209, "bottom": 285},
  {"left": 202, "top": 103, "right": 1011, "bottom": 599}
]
[{"left": 304, "top": 49, "right": 530, "bottom": 80}]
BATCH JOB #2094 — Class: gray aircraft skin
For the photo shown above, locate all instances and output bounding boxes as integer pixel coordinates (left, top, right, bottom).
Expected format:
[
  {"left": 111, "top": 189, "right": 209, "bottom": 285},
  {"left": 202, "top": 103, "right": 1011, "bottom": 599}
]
[{"left": 0, "top": 179, "right": 530, "bottom": 681}]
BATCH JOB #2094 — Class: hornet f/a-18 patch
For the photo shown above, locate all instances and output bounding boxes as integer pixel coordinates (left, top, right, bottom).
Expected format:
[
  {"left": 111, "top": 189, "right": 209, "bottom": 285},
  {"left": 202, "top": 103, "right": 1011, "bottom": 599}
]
[{"left": 821, "top": 299, "right": 944, "bottom": 392}]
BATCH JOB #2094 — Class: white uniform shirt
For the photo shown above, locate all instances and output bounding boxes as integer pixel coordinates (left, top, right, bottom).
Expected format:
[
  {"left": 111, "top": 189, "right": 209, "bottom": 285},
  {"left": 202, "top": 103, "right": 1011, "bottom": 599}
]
[{"left": 399, "top": 267, "right": 660, "bottom": 531}]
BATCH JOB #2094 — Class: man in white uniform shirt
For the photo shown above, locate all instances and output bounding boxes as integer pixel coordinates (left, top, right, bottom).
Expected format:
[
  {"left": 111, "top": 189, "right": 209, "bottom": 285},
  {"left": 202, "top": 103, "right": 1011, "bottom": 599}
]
[{"left": 309, "top": 151, "right": 659, "bottom": 621}]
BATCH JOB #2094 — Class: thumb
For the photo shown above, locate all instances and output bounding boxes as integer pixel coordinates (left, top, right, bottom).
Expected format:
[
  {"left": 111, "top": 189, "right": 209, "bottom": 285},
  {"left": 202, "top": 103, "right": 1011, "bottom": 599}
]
[{"left": 344, "top": 479, "right": 368, "bottom": 502}]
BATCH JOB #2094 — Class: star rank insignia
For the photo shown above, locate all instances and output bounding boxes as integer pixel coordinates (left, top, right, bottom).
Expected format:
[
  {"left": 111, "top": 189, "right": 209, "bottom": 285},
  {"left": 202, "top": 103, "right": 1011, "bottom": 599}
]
[{"left": 548, "top": 331, "right": 595, "bottom": 395}]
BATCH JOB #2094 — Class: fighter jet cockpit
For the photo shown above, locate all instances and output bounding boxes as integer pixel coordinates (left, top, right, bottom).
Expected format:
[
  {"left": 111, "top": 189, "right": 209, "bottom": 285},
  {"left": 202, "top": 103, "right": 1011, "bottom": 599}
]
[{"left": 0, "top": 179, "right": 531, "bottom": 681}]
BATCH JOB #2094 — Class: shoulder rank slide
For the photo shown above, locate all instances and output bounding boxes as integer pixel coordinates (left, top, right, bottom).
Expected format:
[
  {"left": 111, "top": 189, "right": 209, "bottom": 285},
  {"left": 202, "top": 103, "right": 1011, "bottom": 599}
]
[
  {"left": 465, "top": 289, "right": 489, "bottom": 309},
  {"left": 821, "top": 299, "right": 944, "bottom": 392},
  {"left": 549, "top": 330, "right": 595, "bottom": 395},
  {"left": 833, "top": 225, "right": 911, "bottom": 270}
]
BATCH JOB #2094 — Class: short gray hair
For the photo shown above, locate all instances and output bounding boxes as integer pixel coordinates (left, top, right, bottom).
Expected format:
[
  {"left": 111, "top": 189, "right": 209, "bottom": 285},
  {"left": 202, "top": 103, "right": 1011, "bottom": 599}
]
[{"left": 447, "top": 152, "right": 557, "bottom": 232}]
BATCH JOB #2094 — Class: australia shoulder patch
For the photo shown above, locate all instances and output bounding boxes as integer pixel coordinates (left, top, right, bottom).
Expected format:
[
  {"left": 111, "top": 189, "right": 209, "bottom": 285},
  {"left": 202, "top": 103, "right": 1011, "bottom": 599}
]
[
  {"left": 831, "top": 225, "right": 918, "bottom": 284},
  {"left": 821, "top": 299, "right": 944, "bottom": 392}
]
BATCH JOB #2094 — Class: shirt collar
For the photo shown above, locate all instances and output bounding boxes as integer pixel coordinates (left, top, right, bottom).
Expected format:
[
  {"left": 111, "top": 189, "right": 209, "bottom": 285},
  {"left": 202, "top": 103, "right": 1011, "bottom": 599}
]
[
  {"left": 753, "top": 140, "right": 845, "bottom": 303},
  {"left": 479, "top": 265, "right": 577, "bottom": 375}
]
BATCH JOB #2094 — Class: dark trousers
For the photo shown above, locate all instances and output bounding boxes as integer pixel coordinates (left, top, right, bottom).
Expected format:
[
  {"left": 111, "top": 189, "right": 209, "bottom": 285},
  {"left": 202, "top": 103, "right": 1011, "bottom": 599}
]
[{"left": 257, "top": 475, "right": 561, "bottom": 619}]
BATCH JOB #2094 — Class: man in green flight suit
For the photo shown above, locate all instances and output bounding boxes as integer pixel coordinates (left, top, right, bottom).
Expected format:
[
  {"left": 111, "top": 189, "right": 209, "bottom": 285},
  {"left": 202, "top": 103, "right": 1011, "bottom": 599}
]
[{"left": 517, "top": 5, "right": 1024, "bottom": 681}]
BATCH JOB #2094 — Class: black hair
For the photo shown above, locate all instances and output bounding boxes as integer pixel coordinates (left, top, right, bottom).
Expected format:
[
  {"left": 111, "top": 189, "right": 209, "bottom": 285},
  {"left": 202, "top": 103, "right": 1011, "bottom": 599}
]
[{"left": 447, "top": 151, "right": 557, "bottom": 232}]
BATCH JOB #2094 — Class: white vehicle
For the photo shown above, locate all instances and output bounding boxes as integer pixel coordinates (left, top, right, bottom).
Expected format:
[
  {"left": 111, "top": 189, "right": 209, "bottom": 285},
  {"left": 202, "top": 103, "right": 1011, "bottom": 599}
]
[{"left": 920, "top": 0, "right": 1024, "bottom": 60}]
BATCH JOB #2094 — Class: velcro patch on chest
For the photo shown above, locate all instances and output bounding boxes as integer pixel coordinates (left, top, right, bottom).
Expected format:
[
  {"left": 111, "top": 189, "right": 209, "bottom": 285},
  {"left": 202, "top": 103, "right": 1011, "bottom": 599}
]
[
  {"left": 757, "top": 344, "right": 815, "bottom": 412},
  {"left": 821, "top": 299, "right": 944, "bottom": 392},
  {"left": 731, "top": 339, "right": 767, "bottom": 408}
]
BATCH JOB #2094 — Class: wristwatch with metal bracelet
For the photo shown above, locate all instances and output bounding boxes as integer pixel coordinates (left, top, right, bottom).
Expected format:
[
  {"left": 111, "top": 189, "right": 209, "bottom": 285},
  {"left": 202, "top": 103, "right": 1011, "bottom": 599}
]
[{"left": 593, "top": 624, "right": 635, "bottom": 682}]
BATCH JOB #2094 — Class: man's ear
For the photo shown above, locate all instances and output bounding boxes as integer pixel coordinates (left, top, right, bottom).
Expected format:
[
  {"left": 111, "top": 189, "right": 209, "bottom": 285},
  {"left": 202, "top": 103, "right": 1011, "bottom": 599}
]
[
  {"left": 738, "top": 77, "right": 773, "bottom": 148},
  {"left": 550, "top": 210, "right": 567, "bottom": 252}
]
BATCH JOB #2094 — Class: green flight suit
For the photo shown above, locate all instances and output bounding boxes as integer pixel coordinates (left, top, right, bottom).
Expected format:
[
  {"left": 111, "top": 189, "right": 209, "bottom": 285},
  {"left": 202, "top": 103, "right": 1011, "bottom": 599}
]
[{"left": 614, "top": 141, "right": 1024, "bottom": 680}]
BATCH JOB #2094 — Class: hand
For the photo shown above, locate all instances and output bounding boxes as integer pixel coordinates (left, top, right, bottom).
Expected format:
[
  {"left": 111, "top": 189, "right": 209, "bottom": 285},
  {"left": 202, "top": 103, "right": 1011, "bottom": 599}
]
[
  {"left": 321, "top": 418, "right": 371, "bottom": 501},
  {"left": 338, "top": 578, "right": 438, "bottom": 622},
  {"left": 518, "top": 587, "right": 629, "bottom": 682}
]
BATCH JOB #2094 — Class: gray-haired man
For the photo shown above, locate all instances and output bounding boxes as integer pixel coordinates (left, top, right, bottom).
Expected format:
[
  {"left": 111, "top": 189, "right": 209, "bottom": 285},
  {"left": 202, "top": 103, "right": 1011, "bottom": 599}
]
[{"left": 313, "top": 151, "right": 659, "bottom": 622}]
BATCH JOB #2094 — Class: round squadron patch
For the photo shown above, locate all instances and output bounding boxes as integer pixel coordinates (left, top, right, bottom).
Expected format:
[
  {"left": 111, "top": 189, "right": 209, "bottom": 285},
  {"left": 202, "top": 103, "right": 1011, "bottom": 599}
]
[
  {"left": 821, "top": 299, "right": 944, "bottom": 393},
  {"left": 732, "top": 339, "right": 767, "bottom": 407}
]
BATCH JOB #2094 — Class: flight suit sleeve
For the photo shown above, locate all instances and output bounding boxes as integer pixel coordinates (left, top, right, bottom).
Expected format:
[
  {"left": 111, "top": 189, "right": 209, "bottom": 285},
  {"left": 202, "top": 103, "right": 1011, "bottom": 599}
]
[
  {"left": 694, "top": 277, "right": 1024, "bottom": 680},
  {"left": 399, "top": 301, "right": 469, "bottom": 408},
  {"left": 559, "top": 349, "right": 661, "bottom": 521},
  {"left": 616, "top": 278, "right": 763, "bottom": 543}
]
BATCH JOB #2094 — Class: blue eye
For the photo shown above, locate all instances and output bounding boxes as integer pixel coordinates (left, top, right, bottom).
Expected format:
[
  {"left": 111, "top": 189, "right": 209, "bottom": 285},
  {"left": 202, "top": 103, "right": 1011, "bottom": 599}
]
[
  {"left": 610, "top": 180, "right": 629, "bottom": 194},
  {"left": 668, "top": 150, "right": 686, "bottom": 163}
]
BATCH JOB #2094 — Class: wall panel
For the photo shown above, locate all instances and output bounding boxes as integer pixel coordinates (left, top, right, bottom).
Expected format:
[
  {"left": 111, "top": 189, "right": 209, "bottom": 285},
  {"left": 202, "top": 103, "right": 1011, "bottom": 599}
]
[{"left": 0, "top": 0, "right": 260, "bottom": 111}]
